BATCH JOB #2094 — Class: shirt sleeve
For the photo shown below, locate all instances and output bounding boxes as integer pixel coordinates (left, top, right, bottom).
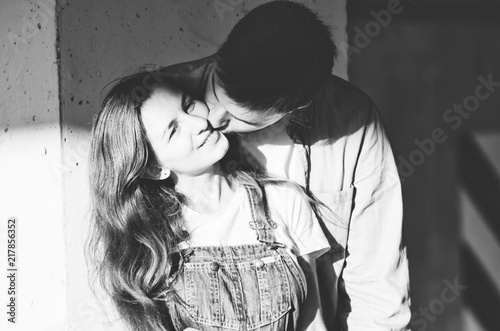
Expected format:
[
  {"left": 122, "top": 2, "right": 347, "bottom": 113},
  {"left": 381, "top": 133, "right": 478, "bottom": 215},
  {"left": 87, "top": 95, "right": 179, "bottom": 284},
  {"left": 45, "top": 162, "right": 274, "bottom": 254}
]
[{"left": 339, "top": 104, "right": 411, "bottom": 330}]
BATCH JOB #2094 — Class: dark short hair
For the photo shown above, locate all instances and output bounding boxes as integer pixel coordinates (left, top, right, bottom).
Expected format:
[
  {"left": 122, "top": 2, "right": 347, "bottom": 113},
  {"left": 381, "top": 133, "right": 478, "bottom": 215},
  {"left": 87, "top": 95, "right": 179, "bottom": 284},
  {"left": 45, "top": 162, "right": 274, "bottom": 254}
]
[{"left": 215, "top": 1, "right": 337, "bottom": 113}]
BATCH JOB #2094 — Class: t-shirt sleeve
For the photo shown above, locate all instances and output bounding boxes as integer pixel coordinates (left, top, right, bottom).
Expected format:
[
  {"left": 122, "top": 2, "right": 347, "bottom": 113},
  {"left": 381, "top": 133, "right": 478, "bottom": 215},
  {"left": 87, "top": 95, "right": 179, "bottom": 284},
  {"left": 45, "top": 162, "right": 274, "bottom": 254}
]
[{"left": 269, "top": 185, "right": 331, "bottom": 258}]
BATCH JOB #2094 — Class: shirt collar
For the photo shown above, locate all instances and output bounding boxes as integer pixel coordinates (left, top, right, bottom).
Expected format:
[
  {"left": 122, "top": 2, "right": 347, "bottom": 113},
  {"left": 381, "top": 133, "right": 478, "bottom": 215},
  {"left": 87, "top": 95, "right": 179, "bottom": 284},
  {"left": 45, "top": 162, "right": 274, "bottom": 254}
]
[{"left": 289, "top": 104, "right": 313, "bottom": 129}]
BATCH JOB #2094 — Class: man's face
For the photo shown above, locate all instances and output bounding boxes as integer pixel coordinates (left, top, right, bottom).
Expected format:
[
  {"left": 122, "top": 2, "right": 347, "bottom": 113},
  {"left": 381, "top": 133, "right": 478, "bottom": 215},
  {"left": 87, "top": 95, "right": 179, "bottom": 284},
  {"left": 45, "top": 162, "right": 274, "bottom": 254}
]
[{"left": 204, "top": 73, "right": 287, "bottom": 133}]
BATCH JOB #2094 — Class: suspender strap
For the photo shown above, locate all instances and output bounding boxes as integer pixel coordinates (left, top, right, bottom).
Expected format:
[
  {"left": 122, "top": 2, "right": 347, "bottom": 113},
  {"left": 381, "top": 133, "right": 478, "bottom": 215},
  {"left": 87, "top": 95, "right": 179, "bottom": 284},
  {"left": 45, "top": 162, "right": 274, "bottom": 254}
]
[{"left": 244, "top": 184, "right": 284, "bottom": 249}]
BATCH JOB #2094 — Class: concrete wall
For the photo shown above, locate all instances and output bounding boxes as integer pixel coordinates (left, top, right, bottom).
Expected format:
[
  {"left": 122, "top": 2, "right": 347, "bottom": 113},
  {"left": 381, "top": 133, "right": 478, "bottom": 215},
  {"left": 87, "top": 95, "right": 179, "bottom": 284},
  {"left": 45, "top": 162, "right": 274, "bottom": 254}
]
[
  {"left": 56, "top": 0, "right": 347, "bottom": 330},
  {"left": 0, "top": 0, "right": 67, "bottom": 330}
]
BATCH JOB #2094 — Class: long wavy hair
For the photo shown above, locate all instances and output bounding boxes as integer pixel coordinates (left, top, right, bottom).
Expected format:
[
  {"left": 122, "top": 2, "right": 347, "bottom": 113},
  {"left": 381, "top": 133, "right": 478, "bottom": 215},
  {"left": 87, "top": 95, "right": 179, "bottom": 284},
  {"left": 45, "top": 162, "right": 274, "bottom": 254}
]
[{"left": 86, "top": 70, "right": 331, "bottom": 331}]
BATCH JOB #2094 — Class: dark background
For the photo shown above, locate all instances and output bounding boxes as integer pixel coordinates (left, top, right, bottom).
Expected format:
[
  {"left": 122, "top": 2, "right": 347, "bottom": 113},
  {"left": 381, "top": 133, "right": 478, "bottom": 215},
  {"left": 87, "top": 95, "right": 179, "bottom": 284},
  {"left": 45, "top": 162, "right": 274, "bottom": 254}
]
[{"left": 348, "top": 1, "right": 500, "bottom": 330}]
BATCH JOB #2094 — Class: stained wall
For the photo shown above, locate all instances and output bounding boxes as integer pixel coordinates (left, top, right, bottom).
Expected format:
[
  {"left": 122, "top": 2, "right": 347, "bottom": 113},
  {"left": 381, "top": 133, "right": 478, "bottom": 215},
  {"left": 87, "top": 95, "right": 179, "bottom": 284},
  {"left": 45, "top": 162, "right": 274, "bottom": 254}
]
[{"left": 0, "top": 0, "right": 67, "bottom": 330}]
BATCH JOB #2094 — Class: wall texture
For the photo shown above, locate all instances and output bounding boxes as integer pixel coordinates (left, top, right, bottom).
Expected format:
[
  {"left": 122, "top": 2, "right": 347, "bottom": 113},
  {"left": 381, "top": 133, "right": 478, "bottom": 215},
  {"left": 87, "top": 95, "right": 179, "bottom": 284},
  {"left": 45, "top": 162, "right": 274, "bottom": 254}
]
[
  {"left": 0, "top": 0, "right": 67, "bottom": 330},
  {"left": 56, "top": 0, "right": 347, "bottom": 330}
]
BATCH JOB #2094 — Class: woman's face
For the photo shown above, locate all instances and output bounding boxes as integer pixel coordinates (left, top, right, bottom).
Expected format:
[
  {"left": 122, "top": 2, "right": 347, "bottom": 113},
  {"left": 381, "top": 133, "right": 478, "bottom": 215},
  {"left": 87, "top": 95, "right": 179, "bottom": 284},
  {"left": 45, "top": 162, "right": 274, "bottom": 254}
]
[{"left": 141, "top": 85, "right": 229, "bottom": 177}]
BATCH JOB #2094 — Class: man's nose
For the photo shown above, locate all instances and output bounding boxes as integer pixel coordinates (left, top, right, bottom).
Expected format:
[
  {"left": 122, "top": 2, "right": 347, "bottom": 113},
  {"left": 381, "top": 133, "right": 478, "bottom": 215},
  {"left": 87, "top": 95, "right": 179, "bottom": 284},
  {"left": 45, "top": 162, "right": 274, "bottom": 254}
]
[{"left": 207, "top": 106, "right": 229, "bottom": 130}]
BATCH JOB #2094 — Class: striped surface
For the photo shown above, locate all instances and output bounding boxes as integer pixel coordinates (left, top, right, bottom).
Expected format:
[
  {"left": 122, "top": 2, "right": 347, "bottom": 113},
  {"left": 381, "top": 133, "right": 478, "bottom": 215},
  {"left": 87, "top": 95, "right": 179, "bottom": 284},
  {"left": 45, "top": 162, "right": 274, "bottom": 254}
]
[{"left": 459, "top": 132, "right": 500, "bottom": 331}]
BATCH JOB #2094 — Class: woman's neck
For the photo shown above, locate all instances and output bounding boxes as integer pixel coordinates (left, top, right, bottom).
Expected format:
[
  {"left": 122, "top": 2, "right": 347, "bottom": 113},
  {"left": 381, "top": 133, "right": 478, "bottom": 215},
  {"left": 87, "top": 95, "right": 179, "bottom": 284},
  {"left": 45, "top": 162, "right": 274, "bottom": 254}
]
[{"left": 174, "top": 165, "right": 236, "bottom": 215}]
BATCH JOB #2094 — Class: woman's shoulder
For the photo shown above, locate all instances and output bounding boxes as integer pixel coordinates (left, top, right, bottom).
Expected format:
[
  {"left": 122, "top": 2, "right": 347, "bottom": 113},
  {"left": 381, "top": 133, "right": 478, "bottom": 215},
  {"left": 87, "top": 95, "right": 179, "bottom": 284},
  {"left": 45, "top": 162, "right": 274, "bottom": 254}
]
[
  {"left": 264, "top": 181, "right": 306, "bottom": 202},
  {"left": 262, "top": 181, "right": 311, "bottom": 221}
]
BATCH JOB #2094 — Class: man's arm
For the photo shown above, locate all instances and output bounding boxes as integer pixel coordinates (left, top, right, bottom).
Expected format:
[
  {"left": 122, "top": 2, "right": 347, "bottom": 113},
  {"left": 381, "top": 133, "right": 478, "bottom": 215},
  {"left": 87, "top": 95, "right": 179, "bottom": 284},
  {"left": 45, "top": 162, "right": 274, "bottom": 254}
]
[
  {"left": 158, "top": 55, "right": 214, "bottom": 99},
  {"left": 339, "top": 103, "right": 411, "bottom": 330}
]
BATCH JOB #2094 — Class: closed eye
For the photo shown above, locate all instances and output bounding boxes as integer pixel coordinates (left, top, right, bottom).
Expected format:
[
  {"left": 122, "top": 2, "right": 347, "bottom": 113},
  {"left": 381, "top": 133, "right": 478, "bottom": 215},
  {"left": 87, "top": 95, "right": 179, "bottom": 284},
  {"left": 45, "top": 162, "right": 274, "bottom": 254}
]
[
  {"left": 182, "top": 92, "right": 195, "bottom": 113},
  {"left": 185, "top": 100, "right": 195, "bottom": 113},
  {"left": 169, "top": 122, "right": 179, "bottom": 139}
]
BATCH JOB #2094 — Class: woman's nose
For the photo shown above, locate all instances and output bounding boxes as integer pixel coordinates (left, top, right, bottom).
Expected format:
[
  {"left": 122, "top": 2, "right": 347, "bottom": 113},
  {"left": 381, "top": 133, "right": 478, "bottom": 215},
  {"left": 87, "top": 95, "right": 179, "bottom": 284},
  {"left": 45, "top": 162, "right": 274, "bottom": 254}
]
[{"left": 183, "top": 113, "right": 210, "bottom": 135}]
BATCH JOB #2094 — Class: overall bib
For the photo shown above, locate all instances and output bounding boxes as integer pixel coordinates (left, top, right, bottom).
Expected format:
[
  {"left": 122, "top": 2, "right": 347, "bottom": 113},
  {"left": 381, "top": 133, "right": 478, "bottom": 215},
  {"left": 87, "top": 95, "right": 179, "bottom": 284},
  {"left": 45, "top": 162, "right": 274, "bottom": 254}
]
[{"left": 167, "top": 185, "right": 307, "bottom": 331}]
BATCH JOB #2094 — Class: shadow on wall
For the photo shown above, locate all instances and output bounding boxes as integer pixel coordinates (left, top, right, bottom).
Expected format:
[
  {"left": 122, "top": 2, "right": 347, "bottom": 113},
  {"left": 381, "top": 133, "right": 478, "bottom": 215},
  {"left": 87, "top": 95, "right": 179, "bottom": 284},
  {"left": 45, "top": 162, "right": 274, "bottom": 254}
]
[{"left": 347, "top": 1, "right": 500, "bottom": 331}]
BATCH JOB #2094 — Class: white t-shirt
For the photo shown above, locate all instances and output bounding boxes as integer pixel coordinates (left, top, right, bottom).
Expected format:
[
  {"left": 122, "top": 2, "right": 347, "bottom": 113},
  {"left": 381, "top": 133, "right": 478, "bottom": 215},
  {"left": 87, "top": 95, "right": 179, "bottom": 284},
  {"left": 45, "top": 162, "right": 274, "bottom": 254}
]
[
  {"left": 182, "top": 183, "right": 329, "bottom": 259},
  {"left": 182, "top": 182, "right": 330, "bottom": 331}
]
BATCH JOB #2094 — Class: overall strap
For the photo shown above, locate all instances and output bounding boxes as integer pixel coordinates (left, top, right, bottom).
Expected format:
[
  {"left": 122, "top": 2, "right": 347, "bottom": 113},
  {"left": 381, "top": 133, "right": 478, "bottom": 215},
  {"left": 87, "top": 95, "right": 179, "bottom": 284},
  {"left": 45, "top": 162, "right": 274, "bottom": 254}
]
[{"left": 244, "top": 184, "right": 285, "bottom": 250}]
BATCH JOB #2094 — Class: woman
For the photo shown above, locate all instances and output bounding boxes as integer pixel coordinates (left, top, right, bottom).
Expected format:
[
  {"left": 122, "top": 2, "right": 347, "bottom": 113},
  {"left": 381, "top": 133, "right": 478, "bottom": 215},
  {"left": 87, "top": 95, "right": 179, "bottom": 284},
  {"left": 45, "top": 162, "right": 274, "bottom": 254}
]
[{"left": 87, "top": 70, "right": 331, "bottom": 331}]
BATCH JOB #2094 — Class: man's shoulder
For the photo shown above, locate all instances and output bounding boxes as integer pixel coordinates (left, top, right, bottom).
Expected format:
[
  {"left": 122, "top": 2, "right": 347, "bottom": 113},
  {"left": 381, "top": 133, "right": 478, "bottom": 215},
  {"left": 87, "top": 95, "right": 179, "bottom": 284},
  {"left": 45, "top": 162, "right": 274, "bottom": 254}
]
[
  {"left": 322, "top": 74, "right": 374, "bottom": 120},
  {"left": 327, "top": 75, "right": 372, "bottom": 102},
  {"left": 310, "top": 75, "right": 377, "bottom": 142}
]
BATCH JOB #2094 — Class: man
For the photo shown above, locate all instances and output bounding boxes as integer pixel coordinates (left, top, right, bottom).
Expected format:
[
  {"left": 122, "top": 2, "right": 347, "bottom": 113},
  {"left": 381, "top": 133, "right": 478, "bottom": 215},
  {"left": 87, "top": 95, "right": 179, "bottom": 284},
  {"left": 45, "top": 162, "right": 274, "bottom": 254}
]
[{"left": 161, "top": 1, "right": 411, "bottom": 330}]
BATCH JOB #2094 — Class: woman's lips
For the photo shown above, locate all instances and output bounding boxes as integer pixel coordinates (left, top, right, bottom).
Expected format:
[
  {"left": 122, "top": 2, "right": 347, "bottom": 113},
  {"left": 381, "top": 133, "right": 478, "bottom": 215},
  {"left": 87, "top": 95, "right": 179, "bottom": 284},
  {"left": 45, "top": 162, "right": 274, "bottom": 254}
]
[{"left": 199, "top": 130, "right": 217, "bottom": 148}]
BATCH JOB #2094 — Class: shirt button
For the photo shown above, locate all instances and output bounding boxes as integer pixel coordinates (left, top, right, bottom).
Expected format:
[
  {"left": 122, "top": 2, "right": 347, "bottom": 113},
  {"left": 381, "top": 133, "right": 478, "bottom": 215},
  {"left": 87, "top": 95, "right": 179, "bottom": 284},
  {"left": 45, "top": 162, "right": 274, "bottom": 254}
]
[
  {"left": 210, "top": 262, "right": 220, "bottom": 271},
  {"left": 254, "top": 259, "right": 265, "bottom": 269}
]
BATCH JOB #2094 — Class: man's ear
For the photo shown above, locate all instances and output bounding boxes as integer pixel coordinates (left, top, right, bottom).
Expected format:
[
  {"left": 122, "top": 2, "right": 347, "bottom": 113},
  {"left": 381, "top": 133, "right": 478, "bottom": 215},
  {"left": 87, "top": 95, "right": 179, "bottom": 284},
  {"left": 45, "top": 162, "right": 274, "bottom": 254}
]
[{"left": 141, "top": 165, "right": 171, "bottom": 180}]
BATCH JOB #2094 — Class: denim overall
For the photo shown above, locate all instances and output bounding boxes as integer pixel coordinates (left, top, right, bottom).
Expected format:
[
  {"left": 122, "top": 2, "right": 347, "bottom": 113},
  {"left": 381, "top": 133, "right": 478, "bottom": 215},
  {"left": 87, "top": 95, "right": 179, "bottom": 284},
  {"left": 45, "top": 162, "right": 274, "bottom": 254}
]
[{"left": 167, "top": 185, "right": 306, "bottom": 331}]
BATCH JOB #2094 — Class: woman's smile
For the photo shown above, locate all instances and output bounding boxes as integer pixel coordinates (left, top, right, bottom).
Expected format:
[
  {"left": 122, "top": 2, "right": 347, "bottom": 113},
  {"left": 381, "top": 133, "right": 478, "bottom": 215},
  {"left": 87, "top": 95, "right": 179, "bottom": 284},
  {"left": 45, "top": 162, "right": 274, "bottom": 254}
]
[
  {"left": 199, "top": 130, "right": 219, "bottom": 148},
  {"left": 141, "top": 86, "right": 229, "bottom": 177}
]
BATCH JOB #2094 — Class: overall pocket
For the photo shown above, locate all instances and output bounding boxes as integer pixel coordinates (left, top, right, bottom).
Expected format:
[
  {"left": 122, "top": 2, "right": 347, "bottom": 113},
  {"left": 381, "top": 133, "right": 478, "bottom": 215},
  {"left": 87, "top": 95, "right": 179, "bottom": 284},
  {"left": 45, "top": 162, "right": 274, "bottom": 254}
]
[
  {"left": 181, "top": 254, "right": 293, "bottom": 330},
  {"left": 242, "top": 254, "right": 292, "bottom": 330},
  {"left": 182, "top": 261, "right": 233, "bottom": 329}
]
